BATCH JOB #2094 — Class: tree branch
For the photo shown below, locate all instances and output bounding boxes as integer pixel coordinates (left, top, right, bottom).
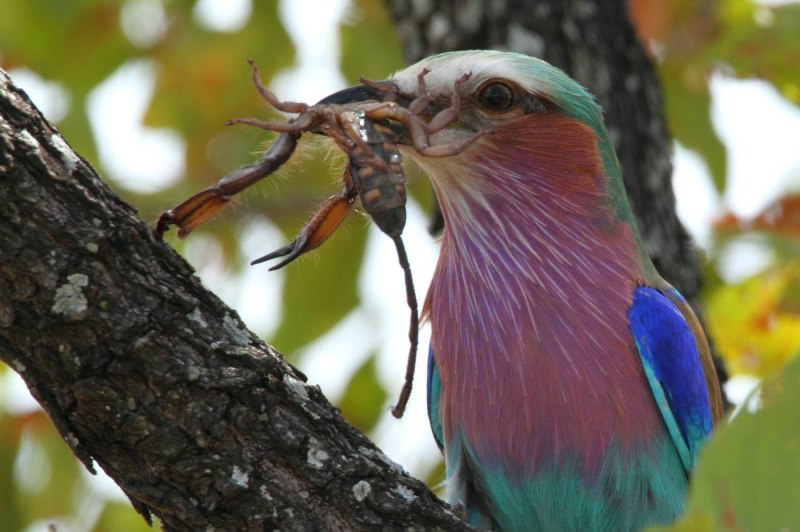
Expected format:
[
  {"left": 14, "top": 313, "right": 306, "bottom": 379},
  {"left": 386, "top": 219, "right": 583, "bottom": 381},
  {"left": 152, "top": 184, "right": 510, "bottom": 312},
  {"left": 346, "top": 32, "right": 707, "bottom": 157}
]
[{"left": 0, "top": 70, "right": 466, "bottom": 530}]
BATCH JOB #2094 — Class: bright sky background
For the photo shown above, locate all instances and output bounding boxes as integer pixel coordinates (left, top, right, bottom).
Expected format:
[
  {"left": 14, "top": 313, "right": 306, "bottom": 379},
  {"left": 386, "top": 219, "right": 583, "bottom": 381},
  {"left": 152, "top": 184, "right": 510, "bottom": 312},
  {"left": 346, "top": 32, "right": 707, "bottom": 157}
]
[{"left": 4, "top": 0, "right": 800, "bottom": 517}]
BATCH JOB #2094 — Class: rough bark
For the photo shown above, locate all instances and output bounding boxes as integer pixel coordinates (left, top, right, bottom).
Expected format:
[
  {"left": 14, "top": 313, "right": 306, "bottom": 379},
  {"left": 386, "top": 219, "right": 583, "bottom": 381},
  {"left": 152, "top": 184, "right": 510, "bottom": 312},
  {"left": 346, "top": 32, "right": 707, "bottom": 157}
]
[{"left": 0, "top": 71, "right": 468, "bottom": 530}]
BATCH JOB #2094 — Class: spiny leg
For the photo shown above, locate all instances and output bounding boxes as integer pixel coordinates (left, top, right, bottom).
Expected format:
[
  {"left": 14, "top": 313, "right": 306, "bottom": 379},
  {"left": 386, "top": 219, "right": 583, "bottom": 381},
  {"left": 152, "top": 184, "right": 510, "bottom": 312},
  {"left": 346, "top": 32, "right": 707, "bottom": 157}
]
[
  {"left": 426, "top": 71, "right": 471, "bottom": 133},
  {"left": 361, "top": 103, "right": 486, "bottom": 159},
  {"left": 360, "top": 67, "right": 432, "bottom": 114},
  {"left": 360, "top": 72, "right": 481, "bottom": 158},
  {"left": 407, "top": 67, "right": 432, "bottom": 115},
  {"left": 246, "top": 58, "right": 308, "bottom": 114},
  {"left": 390, "top": 233, "right": 420, "bottom": 419},
  {"left": 359, "top": 76, "right": 400, "bottom": 102},
  {"left": 363, "top": 103, "right": 431, "bottom": 153},
  {"left": 414, "top": 130, "right": 488, "bottom": 158},
  {"left": 227, "top": 113, "right": 319, "bottom": 134},
  {"left": 251, "top": 167, "right": 358, "bottom": 270},
  {"left": 156, "top": 132, "right": 300, "bottom": 237},
  {"left": 364, "top": 68, "right": 466, "bottom": 139}
]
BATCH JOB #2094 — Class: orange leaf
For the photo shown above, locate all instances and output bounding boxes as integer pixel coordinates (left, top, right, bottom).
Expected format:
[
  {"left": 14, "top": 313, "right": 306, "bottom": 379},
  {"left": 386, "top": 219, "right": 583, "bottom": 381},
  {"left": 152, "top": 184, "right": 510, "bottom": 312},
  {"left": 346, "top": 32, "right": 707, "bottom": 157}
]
[{"left": 714, "top": 193, "right": 800, "bottom": 239}]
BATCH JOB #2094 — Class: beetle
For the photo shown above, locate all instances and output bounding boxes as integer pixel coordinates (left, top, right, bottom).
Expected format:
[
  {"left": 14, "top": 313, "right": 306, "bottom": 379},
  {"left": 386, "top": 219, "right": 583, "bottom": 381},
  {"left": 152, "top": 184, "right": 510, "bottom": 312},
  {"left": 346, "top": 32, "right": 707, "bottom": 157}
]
[
  {"left": 157, "top": 59, "right": 482, "bottom": 417},
  {"left": 156, "top": 60, "right": 478, "bottom": 241},
  {"left": 248, "top": 110, "right": 422, "bottom": 417}
]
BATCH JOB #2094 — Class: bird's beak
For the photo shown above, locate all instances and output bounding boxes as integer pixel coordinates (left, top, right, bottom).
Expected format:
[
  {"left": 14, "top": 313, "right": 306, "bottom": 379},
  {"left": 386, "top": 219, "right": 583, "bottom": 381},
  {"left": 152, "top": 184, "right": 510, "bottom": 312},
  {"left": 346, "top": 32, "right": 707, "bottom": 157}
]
[{"left": 316, "top": 83, "right": 386, "bottom": 106}]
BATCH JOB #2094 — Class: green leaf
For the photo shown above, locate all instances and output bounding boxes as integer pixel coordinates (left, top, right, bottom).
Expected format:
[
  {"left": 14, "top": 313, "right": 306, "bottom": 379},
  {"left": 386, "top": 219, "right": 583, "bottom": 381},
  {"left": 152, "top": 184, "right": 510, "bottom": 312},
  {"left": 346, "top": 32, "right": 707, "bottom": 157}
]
[
  {"left": 269, "top": 210, "right": 368, "bottom": 356},
  {"left": 95, "top": 500, "right": 154, "bottom": 532},
  {"left": 423, "top": 458, "right": 446, "bottom": 497},
  {"left": 660, "top": 67, "right": 727, "bottom": 192},
  {"left": 337, "top": 353, "right": 388, "bottom": 433},
  {"left": 339, "top": 0, "right": 405, "bottom": 83},
  {"left": 713, "top": 1, "right": 800, "bottom": 105},
  {"left": 667, "top": 356, "right": 800, "bottom": 530}
]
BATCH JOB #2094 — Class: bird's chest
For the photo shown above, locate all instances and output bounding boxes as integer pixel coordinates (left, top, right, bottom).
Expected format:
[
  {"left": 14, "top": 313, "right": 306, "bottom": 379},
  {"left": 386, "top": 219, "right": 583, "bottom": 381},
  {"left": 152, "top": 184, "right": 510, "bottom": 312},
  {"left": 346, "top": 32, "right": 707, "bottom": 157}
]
[{"left": 427, "top": 248, "right": 663, "bottom": 477}]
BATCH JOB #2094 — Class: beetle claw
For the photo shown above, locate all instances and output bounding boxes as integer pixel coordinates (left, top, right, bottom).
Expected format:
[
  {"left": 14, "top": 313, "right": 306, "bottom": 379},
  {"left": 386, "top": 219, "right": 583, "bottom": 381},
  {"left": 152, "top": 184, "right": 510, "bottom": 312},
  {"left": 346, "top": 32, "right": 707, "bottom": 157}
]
[
  {"left": 156, "top": 189, "right": 231, "bottom": 238},
  {"left": 251, "top": 240, "right": 307, "bottom": 271},
  {"left": 251, "top": 182, "right": 357, "bottom": 270},
  {"left": 156, "top": 133, "right": 299, "bottom": 238},
  {"left": 157, "top": 61, "right": 474, "bottom": 421}
]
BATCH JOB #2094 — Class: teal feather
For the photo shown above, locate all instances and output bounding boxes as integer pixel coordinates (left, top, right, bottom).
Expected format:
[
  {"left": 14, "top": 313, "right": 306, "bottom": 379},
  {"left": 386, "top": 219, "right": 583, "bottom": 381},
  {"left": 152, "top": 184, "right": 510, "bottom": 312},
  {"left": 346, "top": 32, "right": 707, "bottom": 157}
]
[
  {"left": 453, "top": 433, "right": 688, "bottom": 532},
  {"left": 427, "top": 347, "right": 444, "bottom": 451}
]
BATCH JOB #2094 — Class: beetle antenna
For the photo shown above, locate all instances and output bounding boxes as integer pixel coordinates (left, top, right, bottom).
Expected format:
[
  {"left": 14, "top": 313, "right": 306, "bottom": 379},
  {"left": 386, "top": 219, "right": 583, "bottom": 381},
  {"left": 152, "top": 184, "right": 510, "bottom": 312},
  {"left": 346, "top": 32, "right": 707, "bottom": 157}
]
[{"left": 390, "top": 234, "right": 419, "bottom": 419}]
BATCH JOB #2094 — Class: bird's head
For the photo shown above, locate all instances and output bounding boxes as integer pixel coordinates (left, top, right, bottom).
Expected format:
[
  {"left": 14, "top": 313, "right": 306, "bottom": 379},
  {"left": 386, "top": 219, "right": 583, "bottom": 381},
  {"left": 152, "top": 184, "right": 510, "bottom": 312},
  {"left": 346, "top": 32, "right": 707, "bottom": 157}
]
[{"left": 320, "top": 50, "right": 645, "bottom": 266}]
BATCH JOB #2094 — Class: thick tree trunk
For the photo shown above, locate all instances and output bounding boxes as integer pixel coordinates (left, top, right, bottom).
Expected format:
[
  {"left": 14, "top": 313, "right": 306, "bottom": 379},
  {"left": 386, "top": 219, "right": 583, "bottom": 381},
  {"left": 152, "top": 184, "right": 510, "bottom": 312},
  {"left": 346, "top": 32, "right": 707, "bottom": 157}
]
[{"left": 0, "top": 71, "right": 467, "bottom": 530}]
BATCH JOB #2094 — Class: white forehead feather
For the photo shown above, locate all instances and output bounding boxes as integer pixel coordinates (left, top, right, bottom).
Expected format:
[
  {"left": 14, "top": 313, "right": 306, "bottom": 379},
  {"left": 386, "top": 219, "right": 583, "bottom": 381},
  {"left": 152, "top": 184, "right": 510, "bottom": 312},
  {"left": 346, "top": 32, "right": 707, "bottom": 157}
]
[
  {"left": 391, "top": 50, "right": 557, "bottom": 98},
  {"left": 389, "top": 50, "right": 603, "bottom": 130}
]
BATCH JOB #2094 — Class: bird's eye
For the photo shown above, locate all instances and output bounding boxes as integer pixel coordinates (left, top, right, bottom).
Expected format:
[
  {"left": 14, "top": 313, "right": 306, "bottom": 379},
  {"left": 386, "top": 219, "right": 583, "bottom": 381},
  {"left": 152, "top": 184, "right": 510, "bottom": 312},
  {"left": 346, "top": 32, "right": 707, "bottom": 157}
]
[{"left": 477, "top": 82, "right": 515, "bottom": 112}]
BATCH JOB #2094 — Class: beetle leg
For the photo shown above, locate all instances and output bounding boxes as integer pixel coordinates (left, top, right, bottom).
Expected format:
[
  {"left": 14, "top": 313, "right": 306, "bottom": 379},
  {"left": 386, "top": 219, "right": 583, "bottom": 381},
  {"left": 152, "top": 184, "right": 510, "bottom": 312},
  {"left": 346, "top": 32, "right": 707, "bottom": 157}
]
[
  {"left": 375, "top": 71, "right": 486, "bottom": 158},
  {"left": 362, "top": 103, "right": 432, "bottom": 150},
  {"left": 359, "top": 76, "right": 400, "bottom": 102},
  {"left": 246, "top": 58, "right": 309, "bottom": 114},
  {"left": 362, "top": 103, "right": 485, "bottom": 158},
  {"left": 360, "top": 68, "right": 432, "bottom": 114},
  {"left": 406, "top": 67, "right": 432, "bottom": 115},
  {"left": 251, "top": 167, "right": 358, "bottom": 270},
  {"left": 425, "top": 71, "right": 471, "bottom": 133},
  {"left": 320, "top": 112, "right": 361, "bottom": 153},
  {"left": 414, "top": 130, "right": 488, "bottom": 158},
  {"left": 227, "top": 99, "right": 328, "bottom": 133},
  {"left": 156, "top": 132, "right": 300, "bottom": 237},
  {"left": 334, "top": 111, "right": 392, "bottom": 173},
  {"left": 359, "top": 71, "right": 477, "bottom": 158}
]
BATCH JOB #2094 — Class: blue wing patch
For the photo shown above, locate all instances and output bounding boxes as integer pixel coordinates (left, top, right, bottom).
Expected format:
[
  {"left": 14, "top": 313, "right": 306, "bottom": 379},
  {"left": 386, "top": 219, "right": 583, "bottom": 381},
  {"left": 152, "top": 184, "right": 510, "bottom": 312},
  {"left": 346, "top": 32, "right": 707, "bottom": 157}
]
[
  {"left": 427, "top": 345, "right": 444, "bottom": 451},
  {"left": 628, "top": 286, "right": 713, "bottom": 472}
]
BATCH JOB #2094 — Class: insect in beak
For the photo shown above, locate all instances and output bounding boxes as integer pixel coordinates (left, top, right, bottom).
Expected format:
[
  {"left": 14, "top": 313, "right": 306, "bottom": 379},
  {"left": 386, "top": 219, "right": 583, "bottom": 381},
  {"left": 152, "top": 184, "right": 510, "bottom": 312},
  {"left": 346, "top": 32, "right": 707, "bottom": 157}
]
[{"left": 157, "top": 60, "right": 482, "bottom": 418}]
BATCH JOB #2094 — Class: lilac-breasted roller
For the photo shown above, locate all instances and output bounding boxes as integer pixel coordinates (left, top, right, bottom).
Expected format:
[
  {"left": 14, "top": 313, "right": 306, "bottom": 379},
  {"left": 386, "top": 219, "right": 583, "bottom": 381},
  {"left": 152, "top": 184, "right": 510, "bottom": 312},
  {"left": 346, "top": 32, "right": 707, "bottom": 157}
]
[{"left": 324, "top": 50, "right": 724, "bottom": 531}]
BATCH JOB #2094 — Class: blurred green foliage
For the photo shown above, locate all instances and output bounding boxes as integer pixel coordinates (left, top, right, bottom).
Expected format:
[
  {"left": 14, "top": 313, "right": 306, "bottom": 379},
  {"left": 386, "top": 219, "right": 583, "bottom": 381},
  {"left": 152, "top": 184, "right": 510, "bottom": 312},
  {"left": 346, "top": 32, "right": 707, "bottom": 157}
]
[
  {"left": 338, "top": 353, "right": 388, "bottom": 433},
  {"left": 657, "top": 355, "right": 800, "bottom": 531},
  {"left": 632, "top": 0, "right": 800, "bottom": 191},
  {"left": 2, "top": 0, "right": 800, "bottom": 529}
]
